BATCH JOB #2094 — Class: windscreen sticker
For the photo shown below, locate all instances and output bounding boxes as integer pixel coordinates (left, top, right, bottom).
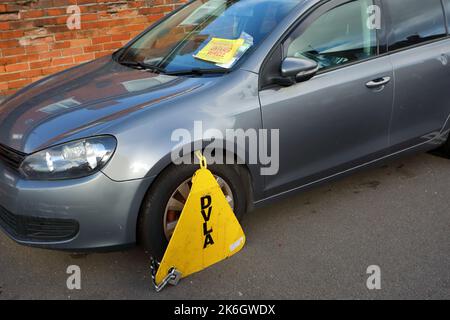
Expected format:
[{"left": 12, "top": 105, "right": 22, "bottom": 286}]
[
  {"left": 216, "top": 32, "right": 253, "bottom": 69},
  {"left": 194, "top": 37, "right": 245, "bottom": 65}
]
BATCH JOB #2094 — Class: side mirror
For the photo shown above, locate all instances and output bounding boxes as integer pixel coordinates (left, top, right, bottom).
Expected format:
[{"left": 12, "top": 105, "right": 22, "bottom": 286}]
[{"left": 281, "top": 57, "right": 319, "bottom": 83}]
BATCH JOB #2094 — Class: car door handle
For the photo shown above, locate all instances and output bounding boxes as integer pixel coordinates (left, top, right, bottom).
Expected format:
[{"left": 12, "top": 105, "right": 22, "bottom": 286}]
[{"left": 366, "top": 77, "right": 391, "bottom": 89}]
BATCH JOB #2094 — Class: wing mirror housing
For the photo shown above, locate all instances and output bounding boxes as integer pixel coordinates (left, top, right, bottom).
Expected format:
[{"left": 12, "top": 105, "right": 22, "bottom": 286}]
[{"left": 279, "top": 57, "right": 319, "bottom": 85}]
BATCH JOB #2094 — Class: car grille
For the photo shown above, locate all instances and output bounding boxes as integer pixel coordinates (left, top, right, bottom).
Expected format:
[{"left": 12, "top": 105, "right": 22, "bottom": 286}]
[
  {"left": 0, "top": 143, "right": 25, "bottom": 170},
  {"left": 0, "top": 205, "right": 79, "bottom": 242}
]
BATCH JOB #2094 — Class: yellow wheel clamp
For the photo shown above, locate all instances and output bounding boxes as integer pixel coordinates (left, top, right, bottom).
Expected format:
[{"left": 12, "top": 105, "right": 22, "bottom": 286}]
[{"left": 150, "top": 151, "right": 246, "bottom": 292}]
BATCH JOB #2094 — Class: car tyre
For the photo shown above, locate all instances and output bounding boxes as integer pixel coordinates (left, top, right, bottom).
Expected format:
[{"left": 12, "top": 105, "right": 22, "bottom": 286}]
[
  {"left": 442, "top": 142, "right": 450, "bottom": 158},
  {"left": 138, "top": 164, "right": 247, "bottom": 260}
]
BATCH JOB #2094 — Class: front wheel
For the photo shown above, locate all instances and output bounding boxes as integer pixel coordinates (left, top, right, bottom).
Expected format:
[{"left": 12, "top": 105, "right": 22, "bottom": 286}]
[
  {"left": 138, "top": 164, "right": 247, "bottom": 260},
  {"left": 442, "top": 134, "right": 450, "bottom": 158}
]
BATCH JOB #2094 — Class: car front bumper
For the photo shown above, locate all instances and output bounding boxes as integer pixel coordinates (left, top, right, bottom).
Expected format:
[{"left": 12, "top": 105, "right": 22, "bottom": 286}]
[{"left": 0, "top": 161, "right": 154, "bottom": 251}]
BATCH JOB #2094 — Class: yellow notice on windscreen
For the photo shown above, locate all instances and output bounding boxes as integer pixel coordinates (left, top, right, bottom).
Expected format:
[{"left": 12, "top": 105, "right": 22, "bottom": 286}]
[{"left": 194, "top": 38, "right": 245, "bottom": 65}]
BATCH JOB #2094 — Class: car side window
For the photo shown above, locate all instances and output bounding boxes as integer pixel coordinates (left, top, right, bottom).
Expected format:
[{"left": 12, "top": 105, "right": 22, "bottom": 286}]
[
  {"left": 441, "top": 0, "right": 450, "bottom": 32},
  {"left": 384, "top": 0, "right": 447, "bottom": 52},
  {"left": 286, "top": 0, "right": 377, "bottom": 71}
]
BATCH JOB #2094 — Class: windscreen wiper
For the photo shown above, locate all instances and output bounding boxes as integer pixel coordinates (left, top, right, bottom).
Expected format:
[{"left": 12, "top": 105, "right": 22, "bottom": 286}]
[
  {"left": 165, "top": 68, "right": 229, "bottom": 76},
  {"left": 118, "top": 60, "right": 166, "bottom": 74}
]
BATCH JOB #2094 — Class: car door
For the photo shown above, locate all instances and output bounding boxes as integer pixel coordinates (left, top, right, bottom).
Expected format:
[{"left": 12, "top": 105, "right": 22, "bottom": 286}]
[
  {"left": 383, "top": 0, "right": 450, "bottom": 148},
  {"left": 259, "top": 0, "right": 394, "bottom": 196}
]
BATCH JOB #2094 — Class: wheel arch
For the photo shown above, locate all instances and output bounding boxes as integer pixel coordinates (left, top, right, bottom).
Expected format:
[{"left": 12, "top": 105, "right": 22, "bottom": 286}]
[{"left": 135, "top": 147, "right": 260, "bottom": 243}]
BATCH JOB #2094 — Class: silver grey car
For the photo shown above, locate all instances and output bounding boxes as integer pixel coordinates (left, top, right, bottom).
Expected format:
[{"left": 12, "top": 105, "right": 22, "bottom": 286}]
[{"left": 1, "top": 0, "right": 450, "bottom": 258}]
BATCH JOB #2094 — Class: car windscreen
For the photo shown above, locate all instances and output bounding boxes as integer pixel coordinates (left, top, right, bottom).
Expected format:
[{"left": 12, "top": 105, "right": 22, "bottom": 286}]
[{"left": 119, "top": 0, "right": 301, "bottom": 74}]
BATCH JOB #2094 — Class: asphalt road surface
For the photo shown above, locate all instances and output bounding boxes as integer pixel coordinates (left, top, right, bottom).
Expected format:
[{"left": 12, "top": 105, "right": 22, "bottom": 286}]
[{"left": 0, "top": 152, "right": 449, "bottom": 300}]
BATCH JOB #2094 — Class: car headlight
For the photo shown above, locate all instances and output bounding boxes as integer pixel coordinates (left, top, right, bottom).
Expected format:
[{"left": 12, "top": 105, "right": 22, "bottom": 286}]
[{"left": 20, "top": 136, "right": 117, "bottom": 180}]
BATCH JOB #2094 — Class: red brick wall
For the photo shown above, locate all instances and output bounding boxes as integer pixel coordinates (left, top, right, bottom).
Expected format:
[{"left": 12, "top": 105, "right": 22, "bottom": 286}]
[{"left": 0, "top": 0, "right": 187, "bottom": 97}]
